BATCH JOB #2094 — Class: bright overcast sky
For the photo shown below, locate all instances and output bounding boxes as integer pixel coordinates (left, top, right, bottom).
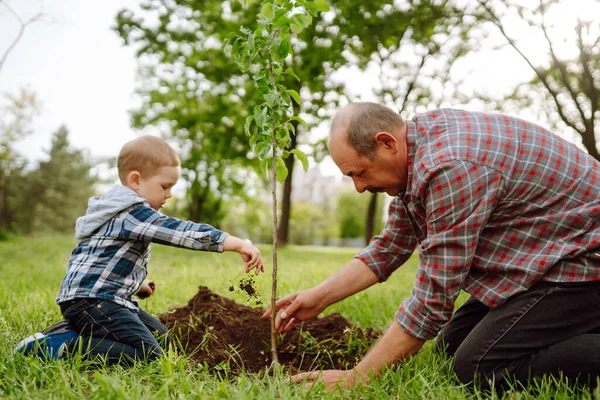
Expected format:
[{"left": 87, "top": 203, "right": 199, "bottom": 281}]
[
  {"left": 1, "top": 0, "right": 598, "bottom": 168},
  {"left": 0, "top": 0, "right": 138, "bottom": 163}
]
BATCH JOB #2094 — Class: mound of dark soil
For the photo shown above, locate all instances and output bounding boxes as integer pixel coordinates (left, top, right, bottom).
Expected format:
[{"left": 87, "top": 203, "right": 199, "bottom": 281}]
[{"left": 158, "top": 286, "right": 380, "bottom": 374}]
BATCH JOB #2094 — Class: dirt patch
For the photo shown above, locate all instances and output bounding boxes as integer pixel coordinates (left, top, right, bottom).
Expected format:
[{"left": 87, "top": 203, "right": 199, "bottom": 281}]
[{"left": 159, "top": 286, "right": 380, "bottom": 374}]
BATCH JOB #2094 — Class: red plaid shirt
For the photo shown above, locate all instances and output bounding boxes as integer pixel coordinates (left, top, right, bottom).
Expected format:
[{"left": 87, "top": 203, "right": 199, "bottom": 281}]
[{"left": 356, "top": 109, "right": 600, "bottom": 340}]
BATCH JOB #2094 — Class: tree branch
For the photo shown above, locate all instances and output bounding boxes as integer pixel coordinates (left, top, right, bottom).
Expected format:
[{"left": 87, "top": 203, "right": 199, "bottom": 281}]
[
  {"left": 539, "top": 0, "right": 587, "bottom": 124},
  {"left": 0, "top": 1, "right": 45, "bottom": 75},
  {"left": 576, "top": 20, "right": 598, "bottom": 125},
  {"left": 478, "top": 0, "right": 583, "bottom": 134}
]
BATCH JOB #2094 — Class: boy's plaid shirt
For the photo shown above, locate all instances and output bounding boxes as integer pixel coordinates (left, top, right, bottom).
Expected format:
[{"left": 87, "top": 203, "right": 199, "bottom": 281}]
[
  {"left": 57, "top": 205, "right": 228, "bottom": 310},
  {"left": 357, "top": 108, "right": 600, "bottom": 340}
]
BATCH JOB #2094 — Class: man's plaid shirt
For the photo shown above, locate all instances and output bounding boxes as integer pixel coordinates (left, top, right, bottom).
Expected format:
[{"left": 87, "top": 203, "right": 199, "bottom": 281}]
[
  {"left": 57, "top": 200, "right": 228, "bottom": 310},
  {"left": 357, "top": 109, "right": 600, "bottom": 340}
]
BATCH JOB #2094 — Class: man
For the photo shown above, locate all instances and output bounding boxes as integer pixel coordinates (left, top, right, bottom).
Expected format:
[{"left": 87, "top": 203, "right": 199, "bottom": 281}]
[{"left": 264, "top": 102, "right": 600, "bottom": 392}]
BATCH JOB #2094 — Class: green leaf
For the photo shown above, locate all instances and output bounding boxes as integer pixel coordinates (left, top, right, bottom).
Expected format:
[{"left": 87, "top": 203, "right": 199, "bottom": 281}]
[
  {"left": 313, "top": 0, "right": 329, "bottom": 12},
  {"left": 276, "top": 157, "right": 288, "bottom": 182},
  {"left": 274, "top": 16, "right": 294, "bottom": 27},
  {"left": 275, "top": 36, "right": 291, "bottom": 59},
  {"left": 260, "top": 158, "right": 270, "bottom": 178},
  {"left": 247, "top": 33, "right": 255, "bottom": 51},
  {"left": 287, "top": 115, "right": 307, "bottom": 130},
  {"left": 244, "top": 115, "right": 254, "bottom": 137},
  {"left": 264, "top": 93, "right": 276, "bottom": 108},
  {"left": 291, "top": 149, "right": 309, "bottom": 172},
  {"left": 284, "top": 68, "right": 300, "bottom": 81},
  {"left": 286, "top": 89, "right": 301, "bottom": 105},
  {"left": 254, "top": 106, "right": 267, "bottom": 127},
  {"left": 290, "top": 23, "right": 303, "bottom": 34},
  {"left": 261, "top": 2, "right": 275, "bottom": 20}
]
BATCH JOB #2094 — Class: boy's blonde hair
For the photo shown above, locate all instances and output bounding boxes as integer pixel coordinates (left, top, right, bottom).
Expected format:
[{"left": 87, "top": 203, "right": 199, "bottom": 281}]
[{"left": 118, "top": 135, "right": 180, "bottom": 184}]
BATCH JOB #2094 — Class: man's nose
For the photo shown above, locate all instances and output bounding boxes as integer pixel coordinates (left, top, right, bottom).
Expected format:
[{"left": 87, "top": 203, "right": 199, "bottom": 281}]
[{"left": 352, "top": 178, "right": 366, "bottom": 193}]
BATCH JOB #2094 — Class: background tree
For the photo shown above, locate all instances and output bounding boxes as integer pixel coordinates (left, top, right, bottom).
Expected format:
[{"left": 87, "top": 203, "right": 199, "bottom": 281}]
[
  {"left": 0, "top": 89, "right": 39, "bottom": 231},
  {"left": 338, "top": 190, "right": 385, "bottom": 244},
  {"left": 30, "top": 126, "right": 96, "bottom": 233},
  {"left": 114, "top": 0, "right": 481, "bottom": 245},
  {"left": 0, "top": 1, "right": 45, "bottom": 236},
  {"left": 476, "top": 0, "right": 599, "bottom": 159}
]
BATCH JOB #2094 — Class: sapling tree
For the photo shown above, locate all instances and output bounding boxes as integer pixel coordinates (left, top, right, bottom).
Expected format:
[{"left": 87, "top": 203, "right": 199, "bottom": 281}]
[{"left": 228, "top": 0, "right": 326, "bottom": 363}]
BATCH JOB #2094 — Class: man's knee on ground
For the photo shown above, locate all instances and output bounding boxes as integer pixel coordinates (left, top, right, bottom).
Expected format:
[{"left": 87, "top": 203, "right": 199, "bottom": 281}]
[{"left": 452, "top": 346, "right": 480, "bottom": 384}]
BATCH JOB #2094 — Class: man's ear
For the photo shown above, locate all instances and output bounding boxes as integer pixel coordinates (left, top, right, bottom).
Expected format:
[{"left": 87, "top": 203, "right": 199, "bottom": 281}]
[
  {"left": 128, "top": 171, "right": 141, "bottom": 190},
  {"left": 374, "top": 132, "right": 398, "bottom": 153}
]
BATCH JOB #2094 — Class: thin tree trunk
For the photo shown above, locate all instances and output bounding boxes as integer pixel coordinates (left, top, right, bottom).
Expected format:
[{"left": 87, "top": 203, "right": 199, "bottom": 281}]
[
  {"left": 364, "top": 192, "right": 378, "bottom": 246},
  {"left": 270, "top": 147, "right": 279, "bottom": 364}
]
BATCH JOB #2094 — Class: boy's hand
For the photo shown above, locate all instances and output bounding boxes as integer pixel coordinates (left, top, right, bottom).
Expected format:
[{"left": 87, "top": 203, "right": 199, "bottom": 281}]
[
  {"left": 240, "top": 239, "right": 264, "bottom": 275},
  {"left": 137, "top": 279, "right": 156, "bottom": 299}
]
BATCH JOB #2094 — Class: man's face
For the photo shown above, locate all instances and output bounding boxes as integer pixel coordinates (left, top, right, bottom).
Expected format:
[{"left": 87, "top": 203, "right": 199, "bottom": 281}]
[
  {"left": 136, "top": 166, "right": 181, "bottom": 210},
  {"left": 330, "top": 134, "right": 406, "bottom": 196}
]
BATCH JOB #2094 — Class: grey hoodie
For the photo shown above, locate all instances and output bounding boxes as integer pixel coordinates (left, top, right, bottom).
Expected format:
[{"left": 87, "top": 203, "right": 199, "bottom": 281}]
[{"left": 75, "top": 185, "right": 148, "bottom": 240}]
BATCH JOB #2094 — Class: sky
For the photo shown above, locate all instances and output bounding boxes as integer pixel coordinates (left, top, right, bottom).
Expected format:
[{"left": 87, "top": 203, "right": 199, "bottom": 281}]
[
  {"left": 1, "top": 0, "right": 598, "bottom": 177},
  {"left": 0, "top": 1, "right": 138, "bottom": 165}
]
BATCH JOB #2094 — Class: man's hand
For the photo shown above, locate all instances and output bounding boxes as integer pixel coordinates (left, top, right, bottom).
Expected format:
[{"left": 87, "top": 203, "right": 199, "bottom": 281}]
[
  {"left": 136, "top": 279, "right": 156, "bottom": 299},
  {"left": 262, "top": 286, "right": 328, "bottom": 334},
  {"left": 291, "top": 322, "right": 425, "bottom": 391},
  {"left": 291, "top": 369, "right": 367, "bottom": 390}
]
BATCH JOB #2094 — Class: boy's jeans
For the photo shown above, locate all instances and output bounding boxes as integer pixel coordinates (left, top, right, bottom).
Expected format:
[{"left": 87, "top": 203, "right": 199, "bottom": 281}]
[
  {"left": 436, "top": 279, "right": 600, "bottom": 392},
  {"left": 60, "top": 298, "right": 171, "bottom": 365}
]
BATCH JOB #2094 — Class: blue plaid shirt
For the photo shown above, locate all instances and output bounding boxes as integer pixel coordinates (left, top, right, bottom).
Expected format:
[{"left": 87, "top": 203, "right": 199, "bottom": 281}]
[{"left": 57, "top": 186, "right": 228, "bottom": 310}]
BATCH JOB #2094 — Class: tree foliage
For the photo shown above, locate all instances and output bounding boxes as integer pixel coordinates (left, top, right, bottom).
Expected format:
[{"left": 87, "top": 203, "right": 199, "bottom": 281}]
[
  {"left": 113, "top": 0, "right": 480, "bottom": 244},
  {"left": 338, "top": 189, "right": 384, "bottom": 239},
  {"left": 3, "top": 126, "right": 95, "bottom": 235},
  {"left": 0, "top": 89, "right": 40, "bottom": 229},
  {"left": 30, "top": 126, "right": 96, "bottom": 233}
]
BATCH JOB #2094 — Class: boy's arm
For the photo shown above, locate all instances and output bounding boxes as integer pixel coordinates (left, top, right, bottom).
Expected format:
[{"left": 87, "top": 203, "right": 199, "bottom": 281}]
[{"left": 121, "top": 205, "right": 228, "bottom": 252}]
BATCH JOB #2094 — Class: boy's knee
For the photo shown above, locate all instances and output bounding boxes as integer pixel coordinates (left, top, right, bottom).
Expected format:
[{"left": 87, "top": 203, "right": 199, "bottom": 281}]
[{"left": 137, "top": 340, "right": 164, "bottom": 362}]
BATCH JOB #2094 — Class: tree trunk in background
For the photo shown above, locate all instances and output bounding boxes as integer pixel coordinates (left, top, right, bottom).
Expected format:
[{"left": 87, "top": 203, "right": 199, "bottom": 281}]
[
  {"left": 189, "top": 188, "right": 208, "bottom": 223},
  {"left": 581, "top": 125, "right": 600, "bottom": 161},
  {"left": 364, "top": 192, "right": 378, "bottom": 247},
  {"left": 0, "top": 184, "right": 5, "bottom": 228},
  {"left": 277, "top": 120, "right": 298, "bottom": 246}
]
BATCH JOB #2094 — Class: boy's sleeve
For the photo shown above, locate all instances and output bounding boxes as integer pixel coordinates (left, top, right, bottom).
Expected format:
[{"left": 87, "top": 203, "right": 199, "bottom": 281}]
[{"left": 121, "top": 205, "right": 229, "bottom": 252}]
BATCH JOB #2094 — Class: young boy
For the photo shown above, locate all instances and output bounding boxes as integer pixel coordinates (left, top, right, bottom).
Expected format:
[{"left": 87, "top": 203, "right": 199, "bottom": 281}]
[{"left": 15, "top": 135, "right": 264, "bottom": 364}]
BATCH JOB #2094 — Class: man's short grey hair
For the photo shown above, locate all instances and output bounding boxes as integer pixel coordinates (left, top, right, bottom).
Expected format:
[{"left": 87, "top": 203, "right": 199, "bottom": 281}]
[{"left": 331, "top": 102, "right": 404, "bottom": 160}]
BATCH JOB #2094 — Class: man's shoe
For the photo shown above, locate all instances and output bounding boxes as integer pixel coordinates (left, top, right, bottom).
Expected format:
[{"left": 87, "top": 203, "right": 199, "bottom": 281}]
[{"left": 14, "top": 320, "right": 78, "bottom": 360}]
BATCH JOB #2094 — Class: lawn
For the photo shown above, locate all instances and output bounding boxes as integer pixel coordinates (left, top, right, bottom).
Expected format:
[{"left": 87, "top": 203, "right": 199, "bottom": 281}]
[{"left": 0, "top": 235, "right": 595, "bottom": 399}]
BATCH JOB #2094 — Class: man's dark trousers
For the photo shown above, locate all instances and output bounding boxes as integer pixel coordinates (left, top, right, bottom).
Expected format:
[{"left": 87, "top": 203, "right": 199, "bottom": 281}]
[{"left": 436, "top": 280, "right": 600, "bottom": 391}]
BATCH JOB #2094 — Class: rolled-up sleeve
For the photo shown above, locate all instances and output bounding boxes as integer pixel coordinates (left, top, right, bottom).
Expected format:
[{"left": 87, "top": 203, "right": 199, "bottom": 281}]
[
  {"left": 397, "top": 161, "right": 504, "bottom": 339},
  {"left": 355, "top": 196, "right": 418, "bottom": 281}
]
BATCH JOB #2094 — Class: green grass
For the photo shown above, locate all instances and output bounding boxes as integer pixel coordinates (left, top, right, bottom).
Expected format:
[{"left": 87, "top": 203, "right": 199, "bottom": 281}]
[{"left": 0, "top": 235, "right": 597, "bottom": 399}]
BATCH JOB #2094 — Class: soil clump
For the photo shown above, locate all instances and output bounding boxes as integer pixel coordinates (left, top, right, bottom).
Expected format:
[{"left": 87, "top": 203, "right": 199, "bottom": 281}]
[{"left": 159, "top": 286, "right": 379, "bottom": 374}]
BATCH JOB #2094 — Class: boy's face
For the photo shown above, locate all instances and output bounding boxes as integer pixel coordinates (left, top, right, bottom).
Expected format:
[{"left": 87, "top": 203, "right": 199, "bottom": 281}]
[{"left": 132, "top": 166, "right": 181, "bottom": 211}]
